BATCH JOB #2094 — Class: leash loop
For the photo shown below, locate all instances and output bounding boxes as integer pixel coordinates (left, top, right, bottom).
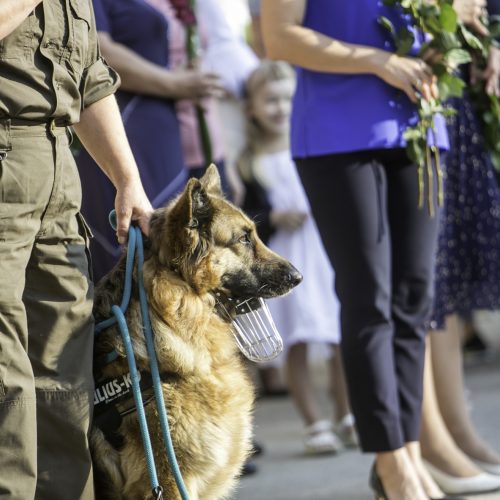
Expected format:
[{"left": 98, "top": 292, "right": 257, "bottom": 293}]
[
  {"left": 152, "top": 486, "right": 164, "bottom": 500},
  {"left": 95, "top": 215, "right": 190, "bottom": 500}
]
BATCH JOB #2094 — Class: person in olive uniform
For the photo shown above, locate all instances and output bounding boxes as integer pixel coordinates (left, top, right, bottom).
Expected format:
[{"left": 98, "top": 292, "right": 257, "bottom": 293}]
[{"left": 0, "top": 1, "right": 153, "bottom": 499}]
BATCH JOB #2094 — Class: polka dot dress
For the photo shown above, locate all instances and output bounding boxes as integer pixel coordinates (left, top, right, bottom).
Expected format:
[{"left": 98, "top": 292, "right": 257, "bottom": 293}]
[{"left": 430, "top": 95, "right": 500, "bottom": 330}]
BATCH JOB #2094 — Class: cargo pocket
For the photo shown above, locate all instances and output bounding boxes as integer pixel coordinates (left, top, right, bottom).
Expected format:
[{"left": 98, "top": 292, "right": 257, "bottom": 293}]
[
  {"left": 69, "top": 0, "right": 92, "bottom": 76},
  {"left": 0, "top": 155, "right": 31, "bottom": 204},
  {"left": 76, "top": 212, "right": 94, "bottom": 282}
]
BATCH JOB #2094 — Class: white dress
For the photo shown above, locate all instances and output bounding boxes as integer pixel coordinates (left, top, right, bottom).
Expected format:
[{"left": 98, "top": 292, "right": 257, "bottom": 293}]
[{"left": 260, "top": 150, "right": 341, "bottom": 350}]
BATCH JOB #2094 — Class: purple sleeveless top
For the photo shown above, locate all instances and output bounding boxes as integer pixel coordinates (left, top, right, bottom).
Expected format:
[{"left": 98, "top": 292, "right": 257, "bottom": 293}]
[{"left": 291, "top": 1, "right": 449, "bottom": 158}]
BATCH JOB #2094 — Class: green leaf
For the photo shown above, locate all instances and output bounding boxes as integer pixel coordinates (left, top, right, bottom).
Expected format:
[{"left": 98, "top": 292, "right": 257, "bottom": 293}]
[
  {"left": 439, "top": 4, "right": 457, "bottom": 32},
  {"left": 441, "top": 107, "right": 457, "bottom": 117},
  {"left": 438, "top": 73, "right": 465, "bottom": 99},
  {"left": 491, "top": 153, "right": 500, "bottom": 172},
  {"left": 484, "top": 112, "right": 493, "bottom": 124},
  {"left": 459, "top": 25, "right": 484, "bottom": 51},
  {"left": 438, "top": 81, "right": 451, "bottom": 101},
  {"left": 403, "top": 127, "right": 422, "bottom": 141},
  {"left": 395, "top": 27, "right": 415, "bottom": 55},
  {"left": 432, "top": 31, "right": 461, "bottom": 51},
  {"left": 443, "top": 48, "right": 472, "bottom": 69},
  {"left": 431, "top": 62, "right": 448, "bottom": 77},
  {"left": 424, "top": 15, "right": 443, "bottom": 33},
  {"left": 489, "top": 21, "right": 500, "bottom": 39},
  {"left": 419, "top": 98, "right": 432, "bottom": 117},
  {"left": 378, "top": 16, "right": 396, "bottom": 35},
  {"left": 406, "top": 139, "right": 425, "bottom": 165}
]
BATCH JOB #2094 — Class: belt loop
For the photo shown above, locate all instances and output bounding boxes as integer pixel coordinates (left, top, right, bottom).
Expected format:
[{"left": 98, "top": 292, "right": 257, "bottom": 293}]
[
  {"left": 66, "top": 126, "right": 74, "bottom": 146},
  {"left": 49, "top": 118, "right": 57, "bottom": 138}
]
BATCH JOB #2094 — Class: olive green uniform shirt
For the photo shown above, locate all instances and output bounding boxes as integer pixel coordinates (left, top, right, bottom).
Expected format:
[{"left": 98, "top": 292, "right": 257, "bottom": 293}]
[{"left": 0, "top": 0, "right": 120, "bottom": 125}]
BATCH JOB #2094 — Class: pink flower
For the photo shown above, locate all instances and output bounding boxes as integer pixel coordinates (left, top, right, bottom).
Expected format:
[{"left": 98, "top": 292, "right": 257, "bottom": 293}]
[{"left": 170, "top": 0, "right": 197, "bottom": 26}]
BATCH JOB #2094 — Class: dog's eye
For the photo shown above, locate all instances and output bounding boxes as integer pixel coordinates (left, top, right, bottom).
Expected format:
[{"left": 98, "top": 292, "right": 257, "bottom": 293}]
[{"left": 238, "top": 233, "right": 252, "bottom": 246}]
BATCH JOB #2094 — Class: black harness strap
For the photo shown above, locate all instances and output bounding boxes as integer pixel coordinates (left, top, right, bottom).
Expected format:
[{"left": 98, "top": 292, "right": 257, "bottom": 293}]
[{"left": 93, "top": 370, "right": 177, "bottom": 449}]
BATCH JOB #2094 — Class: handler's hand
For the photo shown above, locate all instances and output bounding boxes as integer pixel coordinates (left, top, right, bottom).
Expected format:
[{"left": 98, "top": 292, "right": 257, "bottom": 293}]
[{"left": 115, "top": 181, "right": 153, "bottom": 244}]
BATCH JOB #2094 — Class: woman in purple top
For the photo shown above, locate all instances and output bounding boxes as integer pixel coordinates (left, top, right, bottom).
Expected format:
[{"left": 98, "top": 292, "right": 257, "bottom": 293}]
[
  {"left": 76, "top": 0, "right": 223, "bottom": 281},
  {"left": 262, "top": 1, "right": 450, "bottom": 499}
]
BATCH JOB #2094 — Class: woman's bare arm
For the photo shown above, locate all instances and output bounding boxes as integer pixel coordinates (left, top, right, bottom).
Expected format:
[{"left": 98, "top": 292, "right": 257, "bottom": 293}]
[
  {"left": 261, "top": 0, "right": 437, "bottom": 102},
  {"left": 261, "top": 0, "right": 386, "bottom": 75},
  {"left": 98, "top": 32, "right": 225, "bottom": 100}
]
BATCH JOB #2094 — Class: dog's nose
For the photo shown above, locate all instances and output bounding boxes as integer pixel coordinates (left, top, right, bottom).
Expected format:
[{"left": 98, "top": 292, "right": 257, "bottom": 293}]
[{"left": 287, "top": 266, "right": 303, "bottom": 287}]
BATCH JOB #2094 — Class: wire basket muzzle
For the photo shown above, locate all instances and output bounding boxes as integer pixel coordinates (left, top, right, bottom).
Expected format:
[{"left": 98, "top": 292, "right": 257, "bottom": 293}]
[{"left": 230, "top": 297, "right": 284, "bottom": 362}]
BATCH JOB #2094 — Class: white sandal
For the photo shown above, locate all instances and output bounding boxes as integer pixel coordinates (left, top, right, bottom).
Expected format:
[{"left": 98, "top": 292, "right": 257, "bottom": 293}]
[{"left": 304, "top": 420, "right": 343, "bottom": 455}]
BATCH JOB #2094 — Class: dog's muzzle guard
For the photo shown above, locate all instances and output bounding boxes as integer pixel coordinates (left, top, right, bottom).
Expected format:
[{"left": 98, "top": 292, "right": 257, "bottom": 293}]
[{"left": 216, "top": 295, "right": 283, "bottom": 362}]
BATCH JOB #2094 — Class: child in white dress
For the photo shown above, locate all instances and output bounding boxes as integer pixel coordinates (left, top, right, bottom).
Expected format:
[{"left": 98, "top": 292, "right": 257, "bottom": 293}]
[{"left": 238, "top": 60, "right": 358, "bottom": 454}]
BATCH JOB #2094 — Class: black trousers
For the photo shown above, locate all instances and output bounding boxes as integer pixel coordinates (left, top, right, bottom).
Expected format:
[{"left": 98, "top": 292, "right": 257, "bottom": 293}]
[{"left": 297, "top": 149, "right": 439, "bottom": 452}]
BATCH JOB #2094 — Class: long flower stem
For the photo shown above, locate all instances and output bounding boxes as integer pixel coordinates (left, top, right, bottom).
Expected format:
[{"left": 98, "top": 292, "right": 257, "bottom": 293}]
[
  {"left": 186, "top": 20, "right": 214, "bottom": 167},
  {"left": 426, "top": 145, "right": 435, "bottom": 217}
]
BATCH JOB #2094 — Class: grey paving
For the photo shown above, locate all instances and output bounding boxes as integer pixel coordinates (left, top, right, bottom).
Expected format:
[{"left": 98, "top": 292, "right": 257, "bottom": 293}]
[{"left": 233, "top": 342, "right": 500, "bottom": 500}]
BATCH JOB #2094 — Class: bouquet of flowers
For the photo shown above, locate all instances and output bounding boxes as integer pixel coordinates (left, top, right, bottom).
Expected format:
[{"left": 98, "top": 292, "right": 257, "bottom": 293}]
[
  {"left": 379, "top": 0, "right": 500, "bottom": 215},
  {"left": 378, "top": 0, "right": 497, "bottom": 214}
]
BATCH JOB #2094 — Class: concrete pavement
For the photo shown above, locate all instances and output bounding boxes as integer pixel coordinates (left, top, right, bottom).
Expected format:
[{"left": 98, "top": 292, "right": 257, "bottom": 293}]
[{"left": 233, "top": 333, "right": 500, "bottom": 500}]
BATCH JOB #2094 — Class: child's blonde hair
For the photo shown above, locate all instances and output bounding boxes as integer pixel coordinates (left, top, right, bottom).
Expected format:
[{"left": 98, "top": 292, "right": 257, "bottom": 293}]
[{"left": 237, "top": 60, "right": 296, "bottom": 185}]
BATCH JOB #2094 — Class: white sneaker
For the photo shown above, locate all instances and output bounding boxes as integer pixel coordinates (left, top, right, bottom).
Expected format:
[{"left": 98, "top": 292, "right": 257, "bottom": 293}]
[
  {"left": 334, "top": 413, "right": 359, "bottom": 448},
  {"left": 303, "top": 420, "right": 343, "bottom": 455}
]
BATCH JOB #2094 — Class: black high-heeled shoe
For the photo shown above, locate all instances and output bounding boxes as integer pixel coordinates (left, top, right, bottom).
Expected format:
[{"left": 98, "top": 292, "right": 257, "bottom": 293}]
[{"left": 369, "top": 464, "right": 387, "bottom": 500}]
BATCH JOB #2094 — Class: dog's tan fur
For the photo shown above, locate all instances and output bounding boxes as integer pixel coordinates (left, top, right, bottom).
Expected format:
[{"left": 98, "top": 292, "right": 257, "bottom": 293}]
[{"left": 91, "top": 166, "right": 301, "bottom": 500}]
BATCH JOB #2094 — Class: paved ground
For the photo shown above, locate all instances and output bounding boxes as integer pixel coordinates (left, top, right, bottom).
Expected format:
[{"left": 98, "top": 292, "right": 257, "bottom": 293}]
[{"left": 233, "top": 320, "right": 500, "bottom": 500}]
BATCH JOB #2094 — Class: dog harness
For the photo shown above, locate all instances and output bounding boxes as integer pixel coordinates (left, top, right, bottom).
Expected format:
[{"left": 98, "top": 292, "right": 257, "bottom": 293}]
[{"left": 93, "top": 369, "right": 155, "bottom": 448}]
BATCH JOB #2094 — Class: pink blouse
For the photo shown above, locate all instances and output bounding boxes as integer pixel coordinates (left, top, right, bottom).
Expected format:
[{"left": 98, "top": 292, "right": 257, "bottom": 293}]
[{"left": 146, "top": 0, "right": 224, "bottom": 168}]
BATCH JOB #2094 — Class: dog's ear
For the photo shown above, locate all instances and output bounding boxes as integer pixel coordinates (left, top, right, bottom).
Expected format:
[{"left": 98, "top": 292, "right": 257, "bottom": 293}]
[
  {"left": 199, "top": 164, "right": 224, "bottom": 197},
  {"left": 172, "top": 177, "right": 213, "bottom": 231},
  {"left": 187, "top": 178, "right": 213, "bottom": 229}
]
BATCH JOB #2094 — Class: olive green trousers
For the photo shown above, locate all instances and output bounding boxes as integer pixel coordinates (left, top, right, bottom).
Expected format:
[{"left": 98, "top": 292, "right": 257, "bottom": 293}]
[{"left": 0, "top": 120, "right": 95, "bottom": 500}]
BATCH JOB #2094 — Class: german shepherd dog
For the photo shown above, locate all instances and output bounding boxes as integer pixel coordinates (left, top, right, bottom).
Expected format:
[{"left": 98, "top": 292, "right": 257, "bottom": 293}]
[{"left": 91, "top": 165, "right": 302, "bottom": 499}]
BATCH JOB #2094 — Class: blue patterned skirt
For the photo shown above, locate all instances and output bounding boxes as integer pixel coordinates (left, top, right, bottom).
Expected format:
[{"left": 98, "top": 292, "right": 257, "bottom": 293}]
[{"left": 430, "top": 96, "right": 500, "bottom": 329}]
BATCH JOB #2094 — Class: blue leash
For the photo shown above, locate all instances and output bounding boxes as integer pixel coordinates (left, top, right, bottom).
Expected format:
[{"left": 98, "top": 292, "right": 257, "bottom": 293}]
[{"left": 95, "top": 213, "right": 190, "bottom": 500}]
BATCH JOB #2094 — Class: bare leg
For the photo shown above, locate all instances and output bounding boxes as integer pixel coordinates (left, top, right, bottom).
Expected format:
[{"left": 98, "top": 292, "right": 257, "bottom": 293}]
[
  {"left": 431, "top": 316, "right": 500, "bottom": 465},
  {"left": 286, "top": 343, "right": 342, "bottom": 454},
  {"left": 285, "top": 343, "right": 322, "bottom": 426},
  {"left": 406, "top": 441, "right": 444, "bottom": 498},
  {"left": 329, "top": 345, "right": 351, "bottom": 422},
  {"left": 376, "top": 446, "right": 428, "bottom": 500},
  {"left": 421, "top": 336, "right": 481, "bottom": 477}
]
